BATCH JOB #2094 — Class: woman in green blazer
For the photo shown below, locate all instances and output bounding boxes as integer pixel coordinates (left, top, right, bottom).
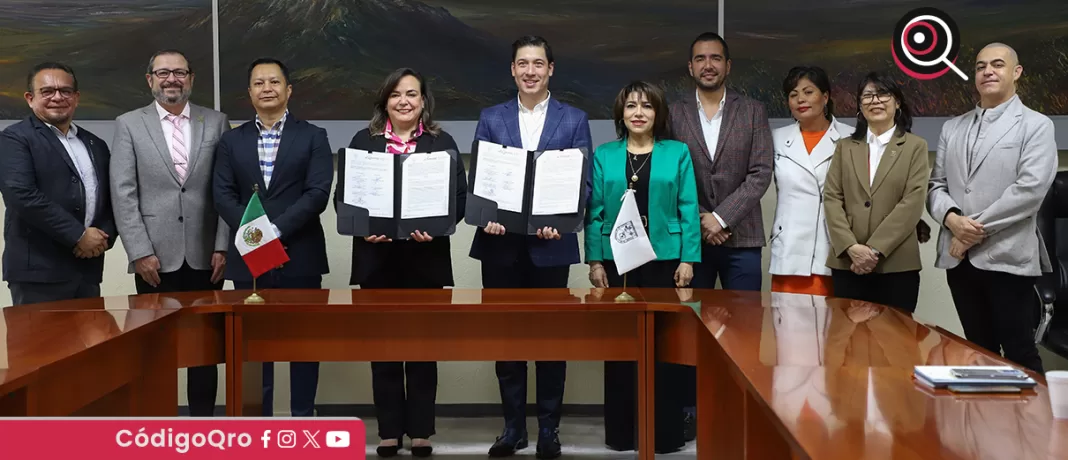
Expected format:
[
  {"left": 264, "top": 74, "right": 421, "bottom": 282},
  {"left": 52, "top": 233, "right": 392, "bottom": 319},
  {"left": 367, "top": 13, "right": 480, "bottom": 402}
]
[
  {"left": 586, "top": 86, "right": 701, "bottom": 288},
  {"left": 585, "top": 81, "right": 701, "bottom": 454}
]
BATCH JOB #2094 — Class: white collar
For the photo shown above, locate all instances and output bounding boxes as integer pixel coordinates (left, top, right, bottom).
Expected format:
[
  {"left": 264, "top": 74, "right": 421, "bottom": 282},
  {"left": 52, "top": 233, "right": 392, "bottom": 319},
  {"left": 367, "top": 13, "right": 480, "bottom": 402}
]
[
  {"left": 44, "top": 121, "right": 77, "bottom": 137},
  {"left": 518, "top": 91, "right": 551, "bottom": 114},
  {"left": 695, "top": 88, "right": 726, "bottom": 109},
  {"left": 155, "top": 101, "right": 190, "bottom": 120},
  {"left": 866, "top": 125, "right": 896, "bottom": 146}
]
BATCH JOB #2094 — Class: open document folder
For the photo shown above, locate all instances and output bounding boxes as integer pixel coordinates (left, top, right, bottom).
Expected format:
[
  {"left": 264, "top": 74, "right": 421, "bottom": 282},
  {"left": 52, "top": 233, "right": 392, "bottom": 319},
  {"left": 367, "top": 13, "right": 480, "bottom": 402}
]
[
  {"left": 336, "top": 148, "right": 459, "bottom": 239},
  {"left": 465, "top": 140, "right": 590, "bottom": 235}
]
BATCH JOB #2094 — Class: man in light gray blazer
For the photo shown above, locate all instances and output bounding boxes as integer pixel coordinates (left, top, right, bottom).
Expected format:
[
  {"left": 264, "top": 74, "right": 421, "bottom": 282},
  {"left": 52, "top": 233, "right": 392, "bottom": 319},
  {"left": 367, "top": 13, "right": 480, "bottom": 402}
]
[
  {"left": 927, "top": 43, "right": 1057, "bottom": 373},
  {"left": 110, "top": 49, "right": 230, "bottom": 415}
]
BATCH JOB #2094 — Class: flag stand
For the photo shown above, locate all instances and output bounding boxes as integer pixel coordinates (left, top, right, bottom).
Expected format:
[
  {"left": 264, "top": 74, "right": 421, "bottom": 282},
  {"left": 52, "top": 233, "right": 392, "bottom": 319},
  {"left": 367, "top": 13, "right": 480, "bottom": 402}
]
[
  {"left": 615, "top": 273, "right": 635, "bottom": 302},
  {"left": 244, "top": 183, "right": 266, "bottom": 304},
  {"left": 245, "top": 276, "right": 265, "bottom": 304}
]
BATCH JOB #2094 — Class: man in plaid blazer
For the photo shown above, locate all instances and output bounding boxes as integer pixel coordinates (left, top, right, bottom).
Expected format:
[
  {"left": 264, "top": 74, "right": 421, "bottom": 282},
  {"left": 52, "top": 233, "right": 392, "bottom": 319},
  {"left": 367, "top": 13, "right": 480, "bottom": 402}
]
[
  {"left": 668, "top": 32, "right": 773, "bottom": 291},
  {"left": 668, "top": 32, "right": 774, "bottom": 439}
]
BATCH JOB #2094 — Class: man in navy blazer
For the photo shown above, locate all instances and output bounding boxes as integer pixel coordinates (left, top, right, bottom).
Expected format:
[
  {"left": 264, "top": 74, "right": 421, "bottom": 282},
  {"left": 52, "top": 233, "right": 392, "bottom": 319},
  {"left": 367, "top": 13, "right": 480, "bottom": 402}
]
[
  {"left": 0, "top": 62, "right": 116, "bottom": 305},
  {"left": 213, "top": 58, "right": 332, "bottom": 417},
  {"left": 472, "top": 36, "right": 593, "bottom": 459}
]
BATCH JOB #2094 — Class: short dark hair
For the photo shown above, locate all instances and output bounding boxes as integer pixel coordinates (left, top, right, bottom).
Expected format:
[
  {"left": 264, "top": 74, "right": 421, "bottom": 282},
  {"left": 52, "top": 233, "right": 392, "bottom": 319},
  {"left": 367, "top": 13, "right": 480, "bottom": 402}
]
[
  {"left": 511, "top": 35, "right": 554, "bottom": 64},
  {"left": 690, "top": 32, "right": 730, "bottom": 61},
  {"left": 26, "top": 62, "right": 77, "bottom": 93},
  {"left": 147, "top": 49, "right": 193, "bottom": 75},
  {"left": 368, "top": 67, "right": 441, "bottom": 137},
  {"left": 782, "top": 66, "right": 835, "bottom": 121},
  {"left": 612, "top": 81, "right": 671, "bottom": 140},
  {"left": 851, "top": 71, "right": 913, "bottom": 141},
  {"left": 247, "top": 57, "right": 291, "bottom": 85}
]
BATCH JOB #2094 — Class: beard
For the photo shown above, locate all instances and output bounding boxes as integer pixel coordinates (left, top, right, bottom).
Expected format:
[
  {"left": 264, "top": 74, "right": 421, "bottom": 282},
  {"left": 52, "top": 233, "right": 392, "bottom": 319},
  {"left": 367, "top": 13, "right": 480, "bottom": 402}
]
[
  {"left": 153, "top": 85, "right": 190, "bottom": 105},
  {"left": 694, "top": 73, "right": 724, "bottom": 91},
  {"left": 37, "top": 108, "right": 72, "bottom": 126}
]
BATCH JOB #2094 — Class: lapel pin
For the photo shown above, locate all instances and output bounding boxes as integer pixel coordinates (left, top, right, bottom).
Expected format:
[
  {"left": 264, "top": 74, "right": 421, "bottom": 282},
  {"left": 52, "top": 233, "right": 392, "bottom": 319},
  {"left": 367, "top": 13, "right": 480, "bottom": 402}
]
[{"left": 197, "top": 115, "right": 204, "bottom": 123}]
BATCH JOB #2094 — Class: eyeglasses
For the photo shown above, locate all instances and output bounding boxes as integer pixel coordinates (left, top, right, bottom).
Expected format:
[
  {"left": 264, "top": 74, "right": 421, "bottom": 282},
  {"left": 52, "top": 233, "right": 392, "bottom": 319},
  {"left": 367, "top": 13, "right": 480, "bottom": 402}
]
[
  {"left": 37, "top": 87, "right": 76, "bottom": 99},
  {"left": 151, "top": 69, "right": 190, "bottom": 79},
  {"left": 860, "top": 91, "right": 893, "bottom": 105}
]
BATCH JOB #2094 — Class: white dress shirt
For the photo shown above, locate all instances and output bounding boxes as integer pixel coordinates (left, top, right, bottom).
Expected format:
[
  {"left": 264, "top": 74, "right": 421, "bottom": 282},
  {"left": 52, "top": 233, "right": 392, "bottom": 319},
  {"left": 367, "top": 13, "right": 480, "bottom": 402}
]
[
  {"left": 518, "top": 91, "right": 550, "bottom": 151},
  {"left": 696, "top": 89, "right": 728, "bottom": 229},
  {"left": 156, "top": 101, "right": 192, "bottom": 157},
  {"left": 46, "top": 123, "right": 97, "bottom": 227},
  {"left": 866, "top": 125, "right": 895, "bottom": 186},
  {"left": 696, "top": 89, "right": 726, "bottom": 162}
]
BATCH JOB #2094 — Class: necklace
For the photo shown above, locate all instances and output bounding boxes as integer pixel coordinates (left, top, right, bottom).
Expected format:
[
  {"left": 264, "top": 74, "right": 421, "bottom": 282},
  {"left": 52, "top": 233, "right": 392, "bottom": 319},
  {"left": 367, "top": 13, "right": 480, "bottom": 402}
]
[{"left": 627, "top": 151, "right": 651, "bottom": 184}]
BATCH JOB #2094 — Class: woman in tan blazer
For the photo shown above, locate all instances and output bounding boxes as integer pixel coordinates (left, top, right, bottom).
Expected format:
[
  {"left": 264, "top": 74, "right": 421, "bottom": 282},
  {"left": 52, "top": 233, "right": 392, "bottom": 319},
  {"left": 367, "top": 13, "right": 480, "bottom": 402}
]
[{"left": 823, "top": 72, "right": 929, "bottom": 313}]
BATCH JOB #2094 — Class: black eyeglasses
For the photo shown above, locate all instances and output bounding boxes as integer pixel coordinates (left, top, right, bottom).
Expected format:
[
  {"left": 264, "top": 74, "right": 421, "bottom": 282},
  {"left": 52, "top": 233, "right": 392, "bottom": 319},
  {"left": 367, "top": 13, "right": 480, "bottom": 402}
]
[
  {"left": 38, "top": 87, "right": 76, "bottom": 99},
  {"left": 860, "top": 91, "right": 892, "bottom": 105},
  {"left": 151, "top": 69, "right": 191, "bottom": 79}
]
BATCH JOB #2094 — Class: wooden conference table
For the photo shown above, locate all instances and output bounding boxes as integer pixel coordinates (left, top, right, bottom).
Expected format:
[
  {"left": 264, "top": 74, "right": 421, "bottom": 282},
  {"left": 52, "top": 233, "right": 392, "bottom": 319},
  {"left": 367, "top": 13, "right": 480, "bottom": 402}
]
[{"left": 0, "top": 288, "right": 1064, "bottom": 459}]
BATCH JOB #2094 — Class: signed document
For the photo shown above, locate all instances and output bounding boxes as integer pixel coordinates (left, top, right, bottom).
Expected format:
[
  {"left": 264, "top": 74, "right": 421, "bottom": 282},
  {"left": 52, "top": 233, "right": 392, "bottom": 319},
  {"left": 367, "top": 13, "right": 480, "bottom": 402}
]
[
  {"left": 342, "top": 148, "right": 394, "bottom": 218},
  {"left": 401, "top": 151, "right": 451, "bottom": 219},
  {"left": 531, "top": 148, "right": 584, "bottom": 215},
  {"left": 472, "top": 141, "right": 527, "bottom": 213}
]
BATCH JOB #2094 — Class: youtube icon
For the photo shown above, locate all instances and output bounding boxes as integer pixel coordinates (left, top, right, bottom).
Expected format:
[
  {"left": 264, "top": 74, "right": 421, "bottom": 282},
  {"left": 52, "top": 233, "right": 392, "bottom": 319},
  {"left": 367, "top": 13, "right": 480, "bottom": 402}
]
[{"left": 326, "top": 431, "right": 350, "bottom": 448}]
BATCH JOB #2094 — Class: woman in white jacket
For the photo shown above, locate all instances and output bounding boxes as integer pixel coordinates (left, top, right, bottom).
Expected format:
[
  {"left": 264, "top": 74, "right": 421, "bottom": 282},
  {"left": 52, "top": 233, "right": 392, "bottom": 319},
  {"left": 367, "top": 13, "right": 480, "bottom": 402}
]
[{"left": 769, "top": 66, "right": 854, "bottom": 295}]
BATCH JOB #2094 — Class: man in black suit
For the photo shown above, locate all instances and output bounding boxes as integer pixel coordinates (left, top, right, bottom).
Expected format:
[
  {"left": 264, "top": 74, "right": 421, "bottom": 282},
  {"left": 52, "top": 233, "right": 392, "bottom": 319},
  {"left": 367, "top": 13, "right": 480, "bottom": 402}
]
[
  {"left": 213, "top": 58, "right": 332, "bottom": 416},
  {"left": 0, "top": 62, "right": 116, "bottom": 305}
]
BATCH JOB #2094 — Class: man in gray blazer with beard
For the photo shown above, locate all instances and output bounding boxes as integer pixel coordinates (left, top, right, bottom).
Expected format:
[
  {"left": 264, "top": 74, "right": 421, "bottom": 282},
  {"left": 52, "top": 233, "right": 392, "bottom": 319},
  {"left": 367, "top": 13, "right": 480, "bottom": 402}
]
[
  {"left": 927, "top": 43, "right": 1058, "bottom": 373},
  {"left": 110, "top": 49, "right": 230, "bottom": 416}
]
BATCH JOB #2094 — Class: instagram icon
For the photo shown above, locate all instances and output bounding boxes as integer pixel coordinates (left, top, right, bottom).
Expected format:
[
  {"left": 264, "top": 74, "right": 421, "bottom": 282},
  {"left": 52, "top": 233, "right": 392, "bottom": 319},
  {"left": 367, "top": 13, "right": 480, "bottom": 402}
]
[{"left": 277, "top": 430, "right": 297, "bottom": 449}]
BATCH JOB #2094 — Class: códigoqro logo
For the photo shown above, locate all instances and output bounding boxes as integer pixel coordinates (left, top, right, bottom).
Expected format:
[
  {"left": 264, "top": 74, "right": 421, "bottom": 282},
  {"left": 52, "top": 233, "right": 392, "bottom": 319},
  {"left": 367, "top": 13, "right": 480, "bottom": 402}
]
[
  {"left": 0, "top": 418, "right": 366, "bottom": 459},
  {"left": 891, "top": 7, "right": 968, "bottom": 81}
]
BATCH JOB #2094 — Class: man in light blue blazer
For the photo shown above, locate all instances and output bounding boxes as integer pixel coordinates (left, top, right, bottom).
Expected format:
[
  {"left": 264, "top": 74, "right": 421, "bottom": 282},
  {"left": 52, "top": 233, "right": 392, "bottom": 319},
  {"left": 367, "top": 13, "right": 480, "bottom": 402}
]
[
  {"left": 470, "top": 35, "right": 592, "bottom": 460},
  {"left": 927, "top": 43, "right": 1058, "bottom": 373}
]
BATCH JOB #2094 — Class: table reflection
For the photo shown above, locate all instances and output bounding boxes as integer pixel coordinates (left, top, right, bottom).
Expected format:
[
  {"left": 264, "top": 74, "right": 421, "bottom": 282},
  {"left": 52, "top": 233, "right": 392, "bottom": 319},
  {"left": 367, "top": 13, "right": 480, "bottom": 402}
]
[{"left": 1, "top": 307, "right": 173, "bottom": 388}]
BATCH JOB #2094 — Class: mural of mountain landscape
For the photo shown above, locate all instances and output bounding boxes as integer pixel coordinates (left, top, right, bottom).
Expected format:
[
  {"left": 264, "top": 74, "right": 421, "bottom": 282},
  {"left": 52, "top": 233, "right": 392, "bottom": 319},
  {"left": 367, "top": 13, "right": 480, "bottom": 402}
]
[
  {"left": 217, "top": 0, "right": 720, "bottom": 120},
  {"left": 0, "top": 0, "right": 213, "bottom": 119},
  {"left": 1, "top": 0, "right": 1065, "bottom": 120}
]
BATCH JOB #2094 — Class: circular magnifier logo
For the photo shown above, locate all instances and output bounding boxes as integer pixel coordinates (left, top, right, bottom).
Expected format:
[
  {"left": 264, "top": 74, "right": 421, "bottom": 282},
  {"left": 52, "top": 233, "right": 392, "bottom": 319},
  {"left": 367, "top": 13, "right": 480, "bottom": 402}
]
[{"left": 891, "top": 7, "right": 968, "bottom": 80}]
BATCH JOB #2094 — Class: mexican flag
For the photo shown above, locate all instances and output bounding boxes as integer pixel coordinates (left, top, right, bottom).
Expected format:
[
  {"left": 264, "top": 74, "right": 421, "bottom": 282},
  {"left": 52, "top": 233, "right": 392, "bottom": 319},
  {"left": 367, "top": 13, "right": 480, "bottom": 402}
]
[{"left": 235, "top": 191, "right": 289, "bottom": 278}]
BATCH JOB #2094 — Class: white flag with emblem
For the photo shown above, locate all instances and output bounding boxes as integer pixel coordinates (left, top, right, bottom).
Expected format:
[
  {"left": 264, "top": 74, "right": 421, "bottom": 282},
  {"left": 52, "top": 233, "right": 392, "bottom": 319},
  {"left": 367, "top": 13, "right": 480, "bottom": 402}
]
[{"left": 609, "top": 189, "right": 657, "bottom": 275}]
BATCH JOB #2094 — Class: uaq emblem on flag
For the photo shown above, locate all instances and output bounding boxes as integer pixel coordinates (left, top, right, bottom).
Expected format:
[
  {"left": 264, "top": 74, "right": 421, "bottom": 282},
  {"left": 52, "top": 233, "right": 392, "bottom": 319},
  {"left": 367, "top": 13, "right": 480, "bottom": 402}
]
[{"left": 614, "top": 221, "right": 638, "bottom": 244}]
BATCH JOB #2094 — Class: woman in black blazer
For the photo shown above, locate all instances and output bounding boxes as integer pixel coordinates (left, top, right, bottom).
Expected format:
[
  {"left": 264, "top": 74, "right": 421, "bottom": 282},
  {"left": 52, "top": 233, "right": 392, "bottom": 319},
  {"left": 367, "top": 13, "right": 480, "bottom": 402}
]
[{"left": 335, "top": 68, "right": 467, "bottom": 457}]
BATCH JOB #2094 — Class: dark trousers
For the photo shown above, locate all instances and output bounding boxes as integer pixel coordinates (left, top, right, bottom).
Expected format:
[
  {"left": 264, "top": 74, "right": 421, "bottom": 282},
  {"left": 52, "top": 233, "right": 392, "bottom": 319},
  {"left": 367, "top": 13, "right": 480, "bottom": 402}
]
[
  {"left": 135, "top": 261, "right": 223, "bottom": 417},
  {"left": 602, "top": 260, "right": 686, "bottom": 452},
  {"left": 481, "top": 250, "right": 570, "bottom": 435},
  {"left": 361, "top": 258, "right": 441, "bottom": 440},
  {"left": 947, "top": 257, "right": 1043, "bottom": 373},
  {"left": 831, "top": 268, "right": 920, "bottom": 313},
  {"left": 685, "top": 245, "right": 762, "bottom": 410},
  {"left": 234, "top": 271, "right": 322, "bottom": 417},
  {"left": 9, "top": 276, "right": 99, "bottom": 306},
  {"left": 691, "top": 245, "right": 763, "bottom": 291}
]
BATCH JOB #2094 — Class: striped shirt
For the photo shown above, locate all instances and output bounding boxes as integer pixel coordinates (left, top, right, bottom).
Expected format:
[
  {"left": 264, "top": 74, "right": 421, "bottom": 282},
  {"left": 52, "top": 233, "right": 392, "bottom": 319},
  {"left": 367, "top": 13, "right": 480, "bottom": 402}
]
[
  {"left": 383, "top": 119, "right": 424, "bottom": 154},
  {"left": 255, "top": 110, "right": 288, "bottom": 188}
]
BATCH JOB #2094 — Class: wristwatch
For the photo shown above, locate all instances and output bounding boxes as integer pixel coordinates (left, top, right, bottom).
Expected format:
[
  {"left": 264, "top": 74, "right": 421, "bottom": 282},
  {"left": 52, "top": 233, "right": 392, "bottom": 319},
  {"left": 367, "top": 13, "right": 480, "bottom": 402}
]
[{"left": 870, "top": 247, "right": 882, "bottom": 258}]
